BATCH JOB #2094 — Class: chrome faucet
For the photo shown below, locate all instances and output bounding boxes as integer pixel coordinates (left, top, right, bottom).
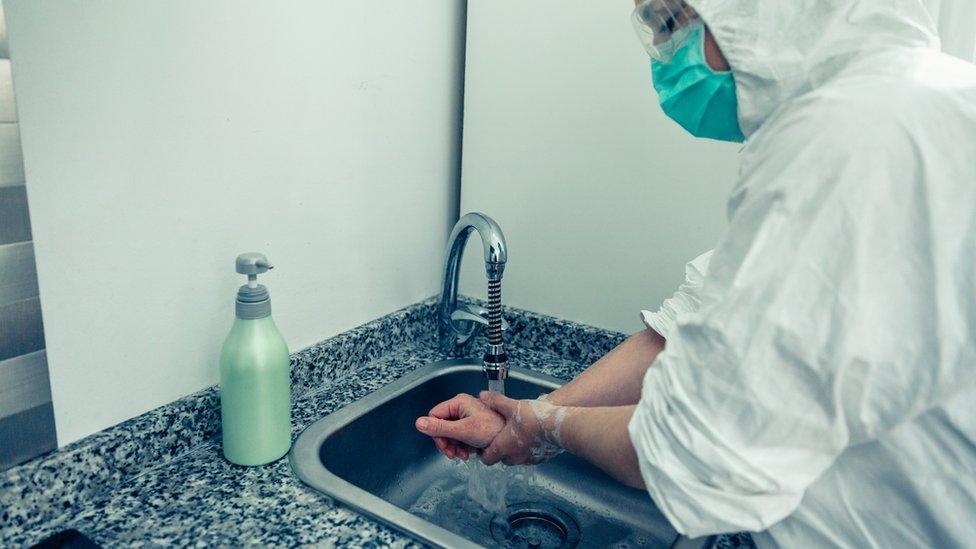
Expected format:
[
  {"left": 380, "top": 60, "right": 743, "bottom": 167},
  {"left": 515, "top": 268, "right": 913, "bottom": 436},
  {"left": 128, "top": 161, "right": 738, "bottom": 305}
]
[{"left": 438, "top": 212, "right": 509, "bottom": 380}]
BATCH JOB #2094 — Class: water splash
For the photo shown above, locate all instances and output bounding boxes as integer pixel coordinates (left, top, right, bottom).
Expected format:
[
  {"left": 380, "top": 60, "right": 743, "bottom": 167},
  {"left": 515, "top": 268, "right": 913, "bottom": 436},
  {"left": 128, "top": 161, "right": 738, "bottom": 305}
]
[{"left": 464, "top": 459, "right": 509, "bottom": 513}]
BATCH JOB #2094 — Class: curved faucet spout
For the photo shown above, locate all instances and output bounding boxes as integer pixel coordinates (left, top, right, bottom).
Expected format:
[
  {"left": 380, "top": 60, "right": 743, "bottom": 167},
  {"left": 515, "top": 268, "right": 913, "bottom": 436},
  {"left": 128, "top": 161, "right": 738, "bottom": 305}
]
[
  {"left": 438, "top": 213, "right": 508, "bottom": 366},
  {"left": 448, "top": 212, "right": 507, "bottom": 279},
  {"left": 439, "top": 212, "right": 507, "bottom": 322}
]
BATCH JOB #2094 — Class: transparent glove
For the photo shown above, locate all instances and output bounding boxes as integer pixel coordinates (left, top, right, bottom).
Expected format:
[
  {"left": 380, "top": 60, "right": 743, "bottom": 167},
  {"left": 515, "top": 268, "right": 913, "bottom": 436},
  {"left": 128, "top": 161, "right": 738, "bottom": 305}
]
[{"left": 477, "top": 391, "right": 574, "bottom": 466}]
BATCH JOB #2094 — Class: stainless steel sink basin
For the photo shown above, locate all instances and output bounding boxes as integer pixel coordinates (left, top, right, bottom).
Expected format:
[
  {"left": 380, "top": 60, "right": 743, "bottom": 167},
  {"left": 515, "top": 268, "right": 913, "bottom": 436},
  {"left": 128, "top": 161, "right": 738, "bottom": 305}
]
[{"left": 290, "top": 359, "right": 710, "bottom": 548}]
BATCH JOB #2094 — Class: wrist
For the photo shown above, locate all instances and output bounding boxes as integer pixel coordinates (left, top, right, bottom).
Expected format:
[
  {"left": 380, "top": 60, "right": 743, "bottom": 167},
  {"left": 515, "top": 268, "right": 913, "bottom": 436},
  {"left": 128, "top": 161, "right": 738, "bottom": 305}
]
[
  {"left": 537, "top": 401, "right": 577, "bottom": 447},
  {"left": 519, "top": 399, "right": 577, "bottom": 459}
]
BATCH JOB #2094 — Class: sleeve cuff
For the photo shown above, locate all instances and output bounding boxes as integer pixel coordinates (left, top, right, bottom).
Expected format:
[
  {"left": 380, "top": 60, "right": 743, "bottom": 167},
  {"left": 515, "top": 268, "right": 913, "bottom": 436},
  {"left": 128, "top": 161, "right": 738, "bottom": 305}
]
[{"left": 640, "top": 250, "right": 713, "bottom": 339}]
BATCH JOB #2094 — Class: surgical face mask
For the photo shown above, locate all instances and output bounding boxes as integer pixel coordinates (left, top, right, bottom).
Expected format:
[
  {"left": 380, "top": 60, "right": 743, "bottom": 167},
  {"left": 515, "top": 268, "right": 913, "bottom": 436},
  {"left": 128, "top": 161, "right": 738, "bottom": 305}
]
[{"left": 649, "top": 24, "right": 745, "bottom": 143}]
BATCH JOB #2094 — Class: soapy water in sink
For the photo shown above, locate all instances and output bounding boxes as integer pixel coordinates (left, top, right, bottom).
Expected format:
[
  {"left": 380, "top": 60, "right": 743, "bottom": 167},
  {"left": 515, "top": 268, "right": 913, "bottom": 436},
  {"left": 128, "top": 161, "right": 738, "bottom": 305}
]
[
  {"left": 406, "top": 458, "right": 658, "bottom": 548},
  {"left": 408, "top": 461, "right": 550, "bottom": 547},
  {"left": 408, "top": 459, "right": 532, "bottom": 518}
]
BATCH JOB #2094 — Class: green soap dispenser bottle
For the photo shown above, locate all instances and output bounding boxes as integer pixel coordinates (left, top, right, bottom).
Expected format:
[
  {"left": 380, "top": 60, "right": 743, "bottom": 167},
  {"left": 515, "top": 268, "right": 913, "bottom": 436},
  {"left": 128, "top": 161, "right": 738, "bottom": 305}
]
[{"left": 220, "top": 253, "right": 292, "bottom": 466}]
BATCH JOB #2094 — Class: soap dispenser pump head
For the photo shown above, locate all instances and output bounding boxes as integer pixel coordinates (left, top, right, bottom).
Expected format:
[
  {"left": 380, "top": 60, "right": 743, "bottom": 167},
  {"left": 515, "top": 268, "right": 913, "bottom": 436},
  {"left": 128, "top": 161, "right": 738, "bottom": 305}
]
[
  {"left": 236, "top": 252, "right": 274, "bottom": 288},
  {"left": 233, "top": 253, "right": 275, "bottom": 319}
]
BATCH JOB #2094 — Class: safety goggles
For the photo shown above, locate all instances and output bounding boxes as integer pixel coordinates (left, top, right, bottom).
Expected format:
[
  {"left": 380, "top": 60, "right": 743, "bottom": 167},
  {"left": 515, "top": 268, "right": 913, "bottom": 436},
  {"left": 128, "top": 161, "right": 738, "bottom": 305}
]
[{"left": 631, "top": 0, "right": 702, "bottom": 63}]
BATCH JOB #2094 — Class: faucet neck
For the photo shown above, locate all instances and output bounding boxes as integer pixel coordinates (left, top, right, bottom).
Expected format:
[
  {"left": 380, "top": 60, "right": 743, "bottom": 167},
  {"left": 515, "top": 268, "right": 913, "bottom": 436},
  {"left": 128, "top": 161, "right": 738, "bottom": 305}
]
[{"left": 437, "top": 213, "right": 508, "bottom": 357}]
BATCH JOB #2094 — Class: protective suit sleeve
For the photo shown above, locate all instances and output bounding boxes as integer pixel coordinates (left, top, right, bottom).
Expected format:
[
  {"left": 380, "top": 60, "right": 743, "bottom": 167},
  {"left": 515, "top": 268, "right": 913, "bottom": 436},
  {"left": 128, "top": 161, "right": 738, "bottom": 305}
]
[
  {"left": 627, "top": 113, "right": 975, "bottom": 536},
  {"left": 640, "top": 250, "right": 712, "bottom": 339}
]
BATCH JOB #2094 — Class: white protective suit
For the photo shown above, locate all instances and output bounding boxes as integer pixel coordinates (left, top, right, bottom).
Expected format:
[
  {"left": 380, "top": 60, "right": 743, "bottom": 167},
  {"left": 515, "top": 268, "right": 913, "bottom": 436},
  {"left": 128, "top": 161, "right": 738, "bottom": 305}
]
[{"left": 629, "top": 0, "right": 976, "bottom": 547}]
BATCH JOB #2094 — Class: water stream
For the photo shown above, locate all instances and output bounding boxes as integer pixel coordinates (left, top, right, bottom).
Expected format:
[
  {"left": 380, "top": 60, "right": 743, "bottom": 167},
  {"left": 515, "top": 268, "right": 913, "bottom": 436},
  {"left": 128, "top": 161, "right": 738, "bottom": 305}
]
[
  {"left": 487, "top": 379, "right": 505, "bottom": 396},
  {"left": 465, "top": 458, "right": 512, "bottom": 513},
  {"left": 470, "top": 378, "right": 508, "bottom": 511}
]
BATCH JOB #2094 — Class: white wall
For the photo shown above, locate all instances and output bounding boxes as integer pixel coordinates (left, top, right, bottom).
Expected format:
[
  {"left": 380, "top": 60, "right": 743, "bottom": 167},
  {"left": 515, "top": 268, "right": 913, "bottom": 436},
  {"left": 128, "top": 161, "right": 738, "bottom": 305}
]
[
  {"left": 5, "top": 0, "right": 465, "bottom": 445},
  {"left": 459, "top": 0, "right": 739, "bottom": 334}
]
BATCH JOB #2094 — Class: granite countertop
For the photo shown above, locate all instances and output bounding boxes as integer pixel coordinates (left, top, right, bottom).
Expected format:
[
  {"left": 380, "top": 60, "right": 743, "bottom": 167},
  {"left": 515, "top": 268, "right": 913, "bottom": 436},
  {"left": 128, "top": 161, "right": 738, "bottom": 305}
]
[{"left": 0, "top": 300, "right": 628, "bottom": 547}]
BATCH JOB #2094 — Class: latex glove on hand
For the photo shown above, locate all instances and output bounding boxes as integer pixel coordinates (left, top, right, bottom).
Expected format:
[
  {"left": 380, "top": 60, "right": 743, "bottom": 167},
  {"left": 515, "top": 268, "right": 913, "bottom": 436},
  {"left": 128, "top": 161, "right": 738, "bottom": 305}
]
[
  {"left": 415, "top": 393, "right": 505, "bottom": 460},
  {"left": 478, "top": 391, "right": 573, "bottom": 466}
]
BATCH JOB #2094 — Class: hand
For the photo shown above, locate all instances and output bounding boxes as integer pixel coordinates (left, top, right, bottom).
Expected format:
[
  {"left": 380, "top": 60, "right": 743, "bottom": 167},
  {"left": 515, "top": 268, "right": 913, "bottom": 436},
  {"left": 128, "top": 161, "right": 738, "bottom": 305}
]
[
  {"left": 415, "top": 393, "right": 506, "bottom": 460},
  {"left": 478, "top": 391, "right": 573, "bottom": 466}
]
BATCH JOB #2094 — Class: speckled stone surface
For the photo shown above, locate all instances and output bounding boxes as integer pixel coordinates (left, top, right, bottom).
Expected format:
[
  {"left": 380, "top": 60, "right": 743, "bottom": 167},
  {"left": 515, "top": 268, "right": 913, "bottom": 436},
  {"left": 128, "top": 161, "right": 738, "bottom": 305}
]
[{"left": 0, "top": 299, "right": 753, "bottom": 548}]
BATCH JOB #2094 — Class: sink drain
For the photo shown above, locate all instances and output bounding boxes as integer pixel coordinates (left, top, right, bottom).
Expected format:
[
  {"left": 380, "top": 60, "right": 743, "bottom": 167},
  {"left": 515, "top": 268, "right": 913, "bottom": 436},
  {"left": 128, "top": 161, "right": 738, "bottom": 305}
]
[{"left": 490, "top": 502, "right": 581, "bottom": 549}]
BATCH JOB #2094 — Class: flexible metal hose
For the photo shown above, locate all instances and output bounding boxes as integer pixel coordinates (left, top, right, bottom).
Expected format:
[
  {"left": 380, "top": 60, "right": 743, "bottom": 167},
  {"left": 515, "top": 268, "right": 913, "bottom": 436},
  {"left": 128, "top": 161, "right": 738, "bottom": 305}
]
[{"left": 487, "top": 279, "right": 502, "bottom": 346}]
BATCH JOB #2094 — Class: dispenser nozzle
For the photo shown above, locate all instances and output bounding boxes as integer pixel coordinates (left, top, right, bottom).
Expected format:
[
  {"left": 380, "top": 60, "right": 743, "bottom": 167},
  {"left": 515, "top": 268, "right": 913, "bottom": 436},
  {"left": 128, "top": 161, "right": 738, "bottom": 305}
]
[
  {"left": 233, "top": 253, "right": 275, "bottom": 320},
  {"left": 236, "top": 253, "right": 274, "bottom": 288}
]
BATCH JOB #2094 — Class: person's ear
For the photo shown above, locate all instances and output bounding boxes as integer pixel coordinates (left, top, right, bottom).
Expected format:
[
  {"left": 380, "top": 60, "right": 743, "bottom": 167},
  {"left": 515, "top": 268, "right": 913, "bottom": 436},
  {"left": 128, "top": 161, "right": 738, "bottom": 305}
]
[{"left": 703, "top": 26, "right": 731, "bottom": 72}]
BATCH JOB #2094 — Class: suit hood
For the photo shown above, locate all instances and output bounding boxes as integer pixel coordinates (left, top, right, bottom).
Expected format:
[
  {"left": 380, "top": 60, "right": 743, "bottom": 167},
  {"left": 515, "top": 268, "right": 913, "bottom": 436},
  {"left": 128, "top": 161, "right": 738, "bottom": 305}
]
[{"left": 686, "top": 0, "right": 940, "bottom": 137}]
